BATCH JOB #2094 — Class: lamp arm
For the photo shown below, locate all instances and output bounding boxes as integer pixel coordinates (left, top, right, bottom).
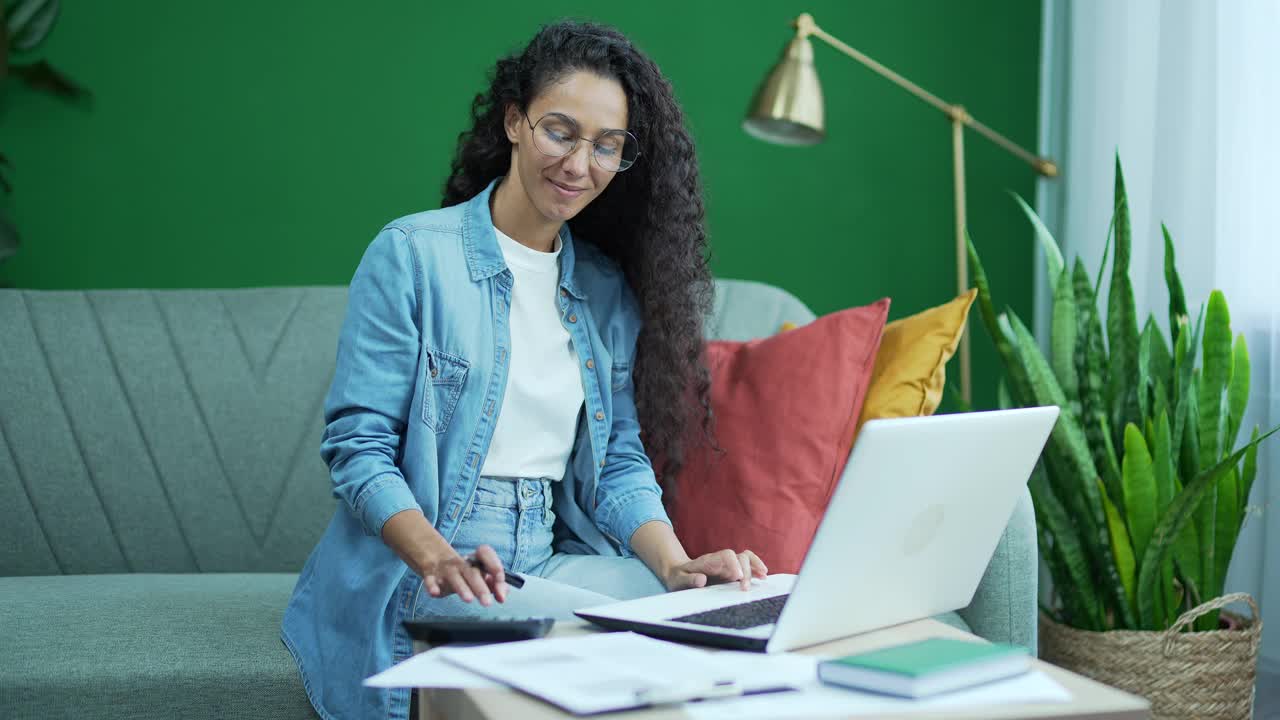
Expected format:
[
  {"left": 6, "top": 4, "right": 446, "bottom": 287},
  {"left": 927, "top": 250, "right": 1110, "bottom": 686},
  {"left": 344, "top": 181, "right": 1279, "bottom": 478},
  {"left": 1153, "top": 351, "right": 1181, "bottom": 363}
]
[{"left": 800, "top": 15, "right": 1057, "bottom": 177}]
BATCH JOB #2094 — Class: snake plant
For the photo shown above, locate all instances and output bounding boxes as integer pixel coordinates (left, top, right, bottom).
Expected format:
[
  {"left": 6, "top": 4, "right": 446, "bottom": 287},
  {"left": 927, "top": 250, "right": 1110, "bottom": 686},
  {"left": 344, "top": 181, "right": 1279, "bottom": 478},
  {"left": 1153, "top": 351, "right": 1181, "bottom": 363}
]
[{"left": 969, "top": 155, "right": 1277, "bottom": 632}]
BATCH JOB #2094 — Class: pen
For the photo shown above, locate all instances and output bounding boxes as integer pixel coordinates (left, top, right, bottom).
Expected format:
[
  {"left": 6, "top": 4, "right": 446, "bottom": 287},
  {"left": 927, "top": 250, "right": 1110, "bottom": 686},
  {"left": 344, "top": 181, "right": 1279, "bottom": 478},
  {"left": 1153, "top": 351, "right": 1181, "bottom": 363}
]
[
  {"left": 466, "top": 556, "right": 524, "bottom": 589},
  {"left": 634, "top": 680, "right": 742, "bottom": 706}
]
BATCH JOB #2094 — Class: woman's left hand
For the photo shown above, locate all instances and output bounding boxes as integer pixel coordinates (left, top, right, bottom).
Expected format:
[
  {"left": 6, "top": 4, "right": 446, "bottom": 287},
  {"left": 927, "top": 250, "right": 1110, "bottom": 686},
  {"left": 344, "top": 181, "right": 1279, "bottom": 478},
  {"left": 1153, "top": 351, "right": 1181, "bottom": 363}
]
[{"left": 663, "top": 549, "right": 768, "bottom": 591}]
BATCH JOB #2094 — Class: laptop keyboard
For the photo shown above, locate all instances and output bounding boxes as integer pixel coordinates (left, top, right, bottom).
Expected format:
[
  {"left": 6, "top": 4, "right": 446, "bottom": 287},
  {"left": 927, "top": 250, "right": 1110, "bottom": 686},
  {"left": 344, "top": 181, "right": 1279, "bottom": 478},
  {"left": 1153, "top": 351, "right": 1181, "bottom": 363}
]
[{"left": 668, "top": 594, "right": 790, "bottom": 630}]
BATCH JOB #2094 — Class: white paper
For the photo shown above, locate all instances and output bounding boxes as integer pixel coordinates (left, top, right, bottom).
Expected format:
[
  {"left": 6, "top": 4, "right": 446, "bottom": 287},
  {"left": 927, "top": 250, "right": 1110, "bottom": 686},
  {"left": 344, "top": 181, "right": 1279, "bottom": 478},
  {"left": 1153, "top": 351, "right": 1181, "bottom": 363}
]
[
  {"left": 437, "top": 632, "right": 739, "bottom": 715},
  {"left": 710, "top": 650, "right": 820, "bottom": 691},
  {"left": 685, "top": 669, "right": 1072, "bottom": 719},
  {"left": 363, "top": 647, "right": 500, "bottom": 689}
]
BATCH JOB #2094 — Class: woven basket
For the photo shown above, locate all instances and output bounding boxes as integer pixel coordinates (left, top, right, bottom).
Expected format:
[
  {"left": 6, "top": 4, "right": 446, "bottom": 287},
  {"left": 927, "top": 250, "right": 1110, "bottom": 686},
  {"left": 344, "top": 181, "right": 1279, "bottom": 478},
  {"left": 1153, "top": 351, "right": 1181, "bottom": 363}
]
[{"left": 1040, "top": 593, "right": 1263, "bottom": 720}]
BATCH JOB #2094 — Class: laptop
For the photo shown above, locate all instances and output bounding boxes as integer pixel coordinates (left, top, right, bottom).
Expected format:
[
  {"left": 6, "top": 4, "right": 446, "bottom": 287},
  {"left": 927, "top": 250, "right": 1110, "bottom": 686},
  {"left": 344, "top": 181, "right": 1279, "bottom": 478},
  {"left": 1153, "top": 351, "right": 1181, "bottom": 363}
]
[{"left": 575, "top": 406, "right": 1059, "bottom": 652}]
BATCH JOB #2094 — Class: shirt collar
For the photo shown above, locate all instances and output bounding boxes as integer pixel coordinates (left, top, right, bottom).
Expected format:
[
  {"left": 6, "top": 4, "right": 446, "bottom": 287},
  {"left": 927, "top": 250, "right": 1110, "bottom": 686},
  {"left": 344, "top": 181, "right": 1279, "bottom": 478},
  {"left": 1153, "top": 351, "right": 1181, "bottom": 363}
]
[{"left": 463, "top": 176, "right": 586, "bottom": 299}]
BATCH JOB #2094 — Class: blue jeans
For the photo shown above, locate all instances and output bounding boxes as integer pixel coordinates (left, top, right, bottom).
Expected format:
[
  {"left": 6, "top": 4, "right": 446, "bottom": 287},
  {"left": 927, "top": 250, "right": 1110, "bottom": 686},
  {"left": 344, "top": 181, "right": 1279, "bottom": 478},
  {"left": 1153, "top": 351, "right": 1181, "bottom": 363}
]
[{"left": 410, "top": 476, "right": 667, "bottom": 621}]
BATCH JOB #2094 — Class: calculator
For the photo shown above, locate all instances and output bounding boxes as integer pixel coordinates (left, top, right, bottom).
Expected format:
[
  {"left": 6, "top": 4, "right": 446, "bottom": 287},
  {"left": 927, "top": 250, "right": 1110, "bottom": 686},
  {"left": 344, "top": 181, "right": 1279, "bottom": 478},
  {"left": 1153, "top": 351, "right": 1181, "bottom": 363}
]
[{"left": 402, "top": 617, "right": 555, "bottom": 645}]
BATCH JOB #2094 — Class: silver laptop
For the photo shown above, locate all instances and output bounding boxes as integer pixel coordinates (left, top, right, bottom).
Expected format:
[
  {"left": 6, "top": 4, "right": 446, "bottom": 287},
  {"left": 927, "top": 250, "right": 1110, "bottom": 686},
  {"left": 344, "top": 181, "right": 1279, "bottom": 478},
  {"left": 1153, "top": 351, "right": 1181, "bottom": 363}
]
[{"left": 575, "top": 406, "right": 1059, "bottom": 652}]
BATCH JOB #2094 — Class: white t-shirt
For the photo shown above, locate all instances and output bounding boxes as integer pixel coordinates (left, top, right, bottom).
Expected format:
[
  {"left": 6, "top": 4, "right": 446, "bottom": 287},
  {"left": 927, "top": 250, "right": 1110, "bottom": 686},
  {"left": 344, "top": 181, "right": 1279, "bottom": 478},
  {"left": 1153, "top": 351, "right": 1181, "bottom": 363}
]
[{"left": 479, "top": 226, "right": 586, "bottom": 480}]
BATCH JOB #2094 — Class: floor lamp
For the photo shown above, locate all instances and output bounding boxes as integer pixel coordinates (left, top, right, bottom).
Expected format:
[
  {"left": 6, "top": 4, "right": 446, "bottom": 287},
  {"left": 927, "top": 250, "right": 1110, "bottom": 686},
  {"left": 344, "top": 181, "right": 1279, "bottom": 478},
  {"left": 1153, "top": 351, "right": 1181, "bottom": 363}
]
[{"left": 743, "top": 13, "right": 1058, "bottom": 405}]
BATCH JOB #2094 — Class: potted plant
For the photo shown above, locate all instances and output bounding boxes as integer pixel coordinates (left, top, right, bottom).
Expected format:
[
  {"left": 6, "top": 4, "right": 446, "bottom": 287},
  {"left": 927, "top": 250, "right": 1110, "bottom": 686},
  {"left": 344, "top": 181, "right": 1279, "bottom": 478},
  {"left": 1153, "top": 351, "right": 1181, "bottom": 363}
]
[
  {"left": 1, "top": 0, "right": 88, "bottom": 271},
  {"left": 968, "top": 156, "right": 1276, "bottom": 720}
]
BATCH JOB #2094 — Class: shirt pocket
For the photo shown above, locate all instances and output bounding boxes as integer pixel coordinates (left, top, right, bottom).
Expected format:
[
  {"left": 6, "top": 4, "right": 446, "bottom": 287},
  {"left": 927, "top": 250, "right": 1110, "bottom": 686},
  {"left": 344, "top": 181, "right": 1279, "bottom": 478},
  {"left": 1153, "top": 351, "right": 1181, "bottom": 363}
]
[
  {"left": 610, "top": 361, "right": 631, "bottom": 394},
  {"left": 421, "top": 346, "right": 470, "bottom": 433}
]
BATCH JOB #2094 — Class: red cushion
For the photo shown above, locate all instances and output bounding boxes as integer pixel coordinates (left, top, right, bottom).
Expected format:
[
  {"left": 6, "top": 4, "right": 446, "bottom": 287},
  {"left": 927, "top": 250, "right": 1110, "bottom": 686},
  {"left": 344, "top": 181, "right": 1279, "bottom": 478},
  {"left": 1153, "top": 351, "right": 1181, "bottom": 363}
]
[{"left": 667, "top": 298, "right": 890, "bottom": 574}]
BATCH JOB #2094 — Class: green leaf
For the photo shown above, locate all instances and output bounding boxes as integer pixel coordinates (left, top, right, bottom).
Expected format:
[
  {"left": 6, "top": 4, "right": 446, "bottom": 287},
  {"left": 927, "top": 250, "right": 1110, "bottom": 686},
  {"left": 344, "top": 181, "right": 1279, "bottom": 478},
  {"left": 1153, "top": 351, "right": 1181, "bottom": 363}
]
[
  {"left": 1160, "top": 558, "right": 1175, "bottom": 628},
  {"left": 1032, "top": 464, "right": 1104, "bottom": 629},
  {"left": 1173, "top": 305, "right": 1205, "bottom": 476},
  {"left": 1163, "top": 224, "right": 1189, "bottom": 347},
  {"left": 1112, "top": 154, "right": 1133, "bottom": 277},
  {"left": 1213, "top": 468, "right": 1240, "bottom": 603},
  {"left": 1052, "top": 266, "right": 1080, "bottom": 416},
  {"left": 1007, "top": 311, "right": 1135, "bottom": 629},
  {"left": 1074, "top": 259, "right": 1111, "bottom": 482},
  {"left": 1099, "top": 478, "right": 1137, "bottom": 618},
  {"left": 1039, "top": 602, "right": 1065, "bottom": 625},
  {"left": 1153, "top": 412, "right": 1176, "bottom": 517},
  {"left": 1011, "top": 191, "right": 1065, "bottom": 294},
  {"left": 967, "top": 232, "right": 1036, "bottom": 407},
  {"left": 1098, "top": 413, "right": 1125, "bottom": 516},
  {"left": 968, "top": 231, "right": 1003, "bottom": 348},
  {"left": 6, "top": 0, "right": 61, "bottom": 53},
  {"left": 1122, "top": 424, "right": 1157, "bottom": 572},
  {"left": 1138, "top": 321, "right": 1154, "bottom": 420},
  {"left": 997, "top": 379, "right": 1012, "bottom": 411},
  {"left": 1189, "top": 377, "right": 1217, "bottom": 602},
  {"left": 1198, "top": 291, "right": 1233, "bottom": 465},
  {"left": 1172, "top": 319, "right": 1189, "bottom": 402},
  {"left": 1152, "top": 411, "right": 1178, "bottom": 626},
  {"left": 1182, "top": 374, "right": 1202, "bottom": 485},
  {"left": 1172, "top": 377, "right": 1204, "bottom": 621},
  {"left": 1241, "top": 427, "right": 1260, "bottom": 514},
  {"left": 1136, "top": 424, "right": 1280, "bottom": 630},
  {"left": 10, "top": 60, "right": 90, "bottom": 102},
  {"left": 1170, "top": 472, "right": 1201, "bottom": 608},
  {"left": 1095, "top": 215, "right": 1115, "bottom": 300},
  {"left": 1226, "top": 334, "right": 1250, "bottom": 452},
  {"left": 1152, "top": 379, "right": 1171, "bottom": 427},
  {"left": 1170, "top": 311, "right": 1202, "bottom": 467},
  {"left": 1172, "top": 561, "right": 1203, "bottom": 617},
  {"left": 1145, "top": 315, "right": 1173, "bottom": 403},
  {"left": 1106, "top": 156, "right": 1142, "bottom": 452},
  {"left": 1175, "top": 562, "right": 1203, "bottom": 616}
]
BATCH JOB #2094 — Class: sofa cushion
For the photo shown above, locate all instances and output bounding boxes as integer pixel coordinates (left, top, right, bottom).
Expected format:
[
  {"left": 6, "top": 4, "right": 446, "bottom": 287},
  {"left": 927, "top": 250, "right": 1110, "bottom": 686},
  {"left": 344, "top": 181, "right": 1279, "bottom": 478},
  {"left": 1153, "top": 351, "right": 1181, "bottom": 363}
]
[
  {"left": 0, "top": 573, "right": 316, "bottom": 720},
  {"left": 856, "top": 290, "right": 976, "bottom": 433},
  {"left": 667, "top": 299, "right": 890, "bottom": 575}
]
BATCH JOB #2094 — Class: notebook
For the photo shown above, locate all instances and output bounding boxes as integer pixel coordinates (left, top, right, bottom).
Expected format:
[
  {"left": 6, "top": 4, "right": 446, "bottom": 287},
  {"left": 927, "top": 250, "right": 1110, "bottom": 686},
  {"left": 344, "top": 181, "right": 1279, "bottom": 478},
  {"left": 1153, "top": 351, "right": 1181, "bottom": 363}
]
[{"left": 817, "top": 637, "right": 1030, "bottom": 698}]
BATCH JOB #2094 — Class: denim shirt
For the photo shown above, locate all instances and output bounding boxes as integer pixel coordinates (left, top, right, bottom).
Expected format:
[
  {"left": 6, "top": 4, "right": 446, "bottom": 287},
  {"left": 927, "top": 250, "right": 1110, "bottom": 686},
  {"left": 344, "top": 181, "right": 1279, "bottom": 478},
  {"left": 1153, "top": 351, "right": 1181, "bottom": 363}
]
[{"left": 281, "top": 177, "right": 671, "bottom": 720}]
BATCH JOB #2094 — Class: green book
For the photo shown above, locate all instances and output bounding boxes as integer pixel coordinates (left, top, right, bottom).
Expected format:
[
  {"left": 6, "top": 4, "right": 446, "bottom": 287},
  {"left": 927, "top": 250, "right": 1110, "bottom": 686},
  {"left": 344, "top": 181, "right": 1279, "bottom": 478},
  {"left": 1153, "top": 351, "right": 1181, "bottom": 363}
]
[{"left": 817, "top": 637, "right": 1030, "bottom": 698}]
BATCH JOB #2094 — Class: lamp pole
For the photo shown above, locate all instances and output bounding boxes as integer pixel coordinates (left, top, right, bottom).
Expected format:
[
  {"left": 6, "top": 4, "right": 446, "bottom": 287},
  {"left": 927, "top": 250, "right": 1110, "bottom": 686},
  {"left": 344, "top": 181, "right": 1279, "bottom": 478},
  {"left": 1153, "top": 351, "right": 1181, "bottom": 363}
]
[{"left": 748, "top": 13, "right": 1058, "bottom": 405}]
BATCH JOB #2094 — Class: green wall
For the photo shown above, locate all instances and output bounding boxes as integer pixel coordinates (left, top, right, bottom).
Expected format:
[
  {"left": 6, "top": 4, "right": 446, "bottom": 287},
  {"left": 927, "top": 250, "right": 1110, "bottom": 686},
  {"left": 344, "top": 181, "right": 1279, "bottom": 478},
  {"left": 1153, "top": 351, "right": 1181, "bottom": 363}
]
[{"left": 1, "top": 1, "right": 1041, "bottom": 410}]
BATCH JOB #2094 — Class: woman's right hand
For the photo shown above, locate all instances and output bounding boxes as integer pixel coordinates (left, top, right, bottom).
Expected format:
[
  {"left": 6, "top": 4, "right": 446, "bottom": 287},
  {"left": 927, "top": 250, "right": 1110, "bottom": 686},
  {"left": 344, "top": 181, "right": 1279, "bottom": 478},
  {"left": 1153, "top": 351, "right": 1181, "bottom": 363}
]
[{"left": 420, "top": 544, "right": 509, "bottom": 606}]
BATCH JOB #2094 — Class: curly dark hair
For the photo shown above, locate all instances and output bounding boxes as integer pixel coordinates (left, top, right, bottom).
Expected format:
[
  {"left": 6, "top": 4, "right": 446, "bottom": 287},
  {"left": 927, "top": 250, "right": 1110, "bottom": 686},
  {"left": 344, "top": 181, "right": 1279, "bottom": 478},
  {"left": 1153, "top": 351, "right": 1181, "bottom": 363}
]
[{"left": 441, "top": 19, "right": 713, "bottom": 488}]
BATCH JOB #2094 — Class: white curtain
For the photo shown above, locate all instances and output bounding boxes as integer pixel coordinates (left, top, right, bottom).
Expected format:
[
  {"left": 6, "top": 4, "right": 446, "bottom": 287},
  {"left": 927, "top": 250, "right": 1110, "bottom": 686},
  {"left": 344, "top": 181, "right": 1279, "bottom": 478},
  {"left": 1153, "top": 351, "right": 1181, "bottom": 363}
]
[{"left": 1037, "top": 0, "right": 1280, "bottom": 672}]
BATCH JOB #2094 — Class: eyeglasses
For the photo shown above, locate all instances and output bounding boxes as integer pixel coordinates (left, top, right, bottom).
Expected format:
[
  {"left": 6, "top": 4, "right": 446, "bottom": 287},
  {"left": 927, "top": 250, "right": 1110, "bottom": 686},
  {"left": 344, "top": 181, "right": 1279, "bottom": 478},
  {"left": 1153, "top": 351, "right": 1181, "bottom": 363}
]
[{"left": 523, "top": 111, "right": 640, "bottom": 173}]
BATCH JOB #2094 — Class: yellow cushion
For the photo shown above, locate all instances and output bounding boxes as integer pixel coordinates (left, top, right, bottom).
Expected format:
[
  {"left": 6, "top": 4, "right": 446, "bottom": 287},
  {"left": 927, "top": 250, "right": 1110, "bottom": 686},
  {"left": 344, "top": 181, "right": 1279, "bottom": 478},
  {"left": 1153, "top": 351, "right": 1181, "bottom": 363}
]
[{"left": 855, "top": 289, "right": 976, "bottom": 432}]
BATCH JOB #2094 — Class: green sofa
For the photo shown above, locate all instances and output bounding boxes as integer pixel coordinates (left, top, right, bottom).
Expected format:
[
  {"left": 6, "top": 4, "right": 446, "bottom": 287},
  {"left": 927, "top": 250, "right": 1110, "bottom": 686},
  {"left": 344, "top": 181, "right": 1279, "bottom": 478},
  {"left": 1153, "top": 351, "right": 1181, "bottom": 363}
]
[{"left": 0, "top": 280, "right": 1037, "bottom": 719}]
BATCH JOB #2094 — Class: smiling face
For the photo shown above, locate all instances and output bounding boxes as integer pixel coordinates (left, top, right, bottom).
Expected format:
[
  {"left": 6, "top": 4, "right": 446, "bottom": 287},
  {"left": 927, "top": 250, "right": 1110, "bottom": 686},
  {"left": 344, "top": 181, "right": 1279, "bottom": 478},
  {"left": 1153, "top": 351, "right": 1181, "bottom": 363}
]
[{"left": 503, "top": 70, "right": 630, "bottom": 223}]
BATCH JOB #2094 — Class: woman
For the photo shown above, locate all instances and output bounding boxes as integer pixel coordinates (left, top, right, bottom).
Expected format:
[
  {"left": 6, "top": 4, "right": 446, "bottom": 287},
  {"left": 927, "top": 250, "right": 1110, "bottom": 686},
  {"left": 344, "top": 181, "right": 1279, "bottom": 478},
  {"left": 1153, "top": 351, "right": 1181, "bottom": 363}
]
[{"left": 281, "top": 20, "right": 766, "bottom": 720}]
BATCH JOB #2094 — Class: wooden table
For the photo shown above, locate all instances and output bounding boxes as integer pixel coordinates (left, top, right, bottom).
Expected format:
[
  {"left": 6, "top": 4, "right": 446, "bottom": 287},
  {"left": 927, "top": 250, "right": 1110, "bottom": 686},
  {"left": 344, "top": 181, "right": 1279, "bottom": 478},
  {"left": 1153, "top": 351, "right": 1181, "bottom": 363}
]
[{"left": 416, "top": 618, "right": 1150, "bottom": 720}]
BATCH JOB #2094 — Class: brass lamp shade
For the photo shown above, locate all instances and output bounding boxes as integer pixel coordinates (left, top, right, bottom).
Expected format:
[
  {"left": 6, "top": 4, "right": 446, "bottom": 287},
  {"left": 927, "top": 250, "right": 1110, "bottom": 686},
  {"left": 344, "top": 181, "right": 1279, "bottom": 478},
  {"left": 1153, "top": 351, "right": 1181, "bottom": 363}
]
[{"left": 743, "top": 34, "right": 825, "bottom": 146}]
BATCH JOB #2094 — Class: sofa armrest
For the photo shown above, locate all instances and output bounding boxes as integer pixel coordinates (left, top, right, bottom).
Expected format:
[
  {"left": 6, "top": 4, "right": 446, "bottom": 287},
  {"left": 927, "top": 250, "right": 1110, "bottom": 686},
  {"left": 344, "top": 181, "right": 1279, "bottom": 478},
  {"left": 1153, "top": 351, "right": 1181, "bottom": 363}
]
[{"left": 957, "top": 486, "right": 1039, "bottom": 655}]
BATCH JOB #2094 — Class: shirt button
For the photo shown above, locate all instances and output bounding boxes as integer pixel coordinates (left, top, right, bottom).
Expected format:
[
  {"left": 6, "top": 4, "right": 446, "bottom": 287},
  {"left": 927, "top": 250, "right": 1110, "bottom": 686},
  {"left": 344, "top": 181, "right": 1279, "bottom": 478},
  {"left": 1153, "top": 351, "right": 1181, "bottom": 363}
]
[
  {"left": 586, "top": 359, "right": 595, "bottom": 369},
  {"left": 595, "top": 411, "right": 605, "bottom": 421},
  {"left": 568, "top": 314, "right": 578, "bottom": 323},
  {"left": 600, "top": 459, "right": 606, "bottom": 468},
  {"left": 560, "top": 288, "right": 568, "bottom": 298}
]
